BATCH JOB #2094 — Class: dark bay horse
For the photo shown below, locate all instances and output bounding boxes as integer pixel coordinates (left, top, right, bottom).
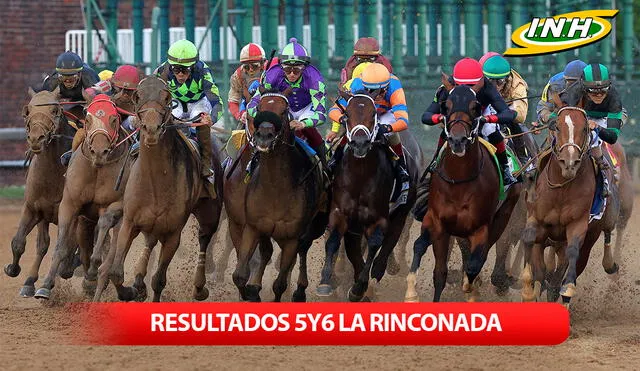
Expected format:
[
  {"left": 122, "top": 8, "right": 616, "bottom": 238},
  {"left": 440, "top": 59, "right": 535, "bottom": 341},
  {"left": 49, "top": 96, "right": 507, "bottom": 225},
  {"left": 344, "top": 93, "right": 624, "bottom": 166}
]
[
  {"left": 4, "top": 88, "right": 78, "bottom": 297},
  {"left": 34, "top": 95, "right": 135, "bottom": 299},
  {"left": 521, "top": 101, "right": 620, "bottom": 306},
  {"left": 317, "top": 93, "right": 417, "bottom": 301},
  {"left": 93, "top": 76, "right": 223, "bottom": 302},
  {"left": 405, "top": 80, "right": 522, "bottom": 302},
  {"left": 230, "top": 90, "right": 328, "bottom": 302}
]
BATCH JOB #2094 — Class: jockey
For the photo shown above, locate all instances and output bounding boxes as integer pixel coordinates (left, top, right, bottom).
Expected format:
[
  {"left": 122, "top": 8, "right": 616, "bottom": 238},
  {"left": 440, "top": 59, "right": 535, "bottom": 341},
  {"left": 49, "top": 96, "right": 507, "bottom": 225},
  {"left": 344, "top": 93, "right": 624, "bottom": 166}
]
[
  {"left": 478, "top": 51, "right": 501, "bottom": 67},
  {"left": 422, "top": 57, "right": 518, "bottom": 186},
  {"left": 228, "top": 43, "right": 266, "bottom": 127},
  {"left": 536, "top": 59, "right": 586, "bottom": 125},
  {"left": 340, "top": 37, "right": 393, "bottom": 88},
  {"left": 482, "top": 55, "right": 529, "bottom": 165},
  {"left": 561, "top": 63, "right": 623, "bottom": 194},
  {"left": 247, "top": 37, "right": 327, "bottom": 162},
  {"left": 328, "top": 62, "right": 411, "bottom": 196},
  {"left": 61, "top": 65, "right": 142, "bottom": 166},
  {"left": 154, "top": 39, "right": 222, "bottom": 178},
  {"left": 98, "top": 69, "right": 114, "bottom": 81},
  {"left": 43, "top": 51, "right": 99, "bottom": 101}
]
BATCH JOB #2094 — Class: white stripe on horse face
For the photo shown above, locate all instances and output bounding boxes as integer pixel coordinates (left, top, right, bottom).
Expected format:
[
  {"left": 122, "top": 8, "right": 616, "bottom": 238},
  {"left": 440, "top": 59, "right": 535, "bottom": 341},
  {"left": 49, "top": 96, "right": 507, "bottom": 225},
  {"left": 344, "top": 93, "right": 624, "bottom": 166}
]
[{"left": 565, "top": 114, "right": 575, "bottom": 156}]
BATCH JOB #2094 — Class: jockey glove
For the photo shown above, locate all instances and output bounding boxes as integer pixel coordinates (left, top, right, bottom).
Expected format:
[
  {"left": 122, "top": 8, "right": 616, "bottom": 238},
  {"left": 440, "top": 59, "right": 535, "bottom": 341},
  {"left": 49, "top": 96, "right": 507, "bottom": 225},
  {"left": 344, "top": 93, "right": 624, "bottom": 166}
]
[
  {"left": 378, "top": 124, "right": 393, "bottom": 134},
  {"left": 480, "top": 114, "right": 499, "bottom": 124},
  {"left": 431, "top": 114, "right": 444, "bottom": 124}
]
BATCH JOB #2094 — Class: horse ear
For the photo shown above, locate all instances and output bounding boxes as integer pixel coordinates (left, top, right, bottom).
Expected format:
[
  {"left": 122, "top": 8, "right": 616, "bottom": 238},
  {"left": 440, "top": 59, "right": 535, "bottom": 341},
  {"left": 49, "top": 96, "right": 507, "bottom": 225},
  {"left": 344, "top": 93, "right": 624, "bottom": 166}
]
[
  {"left": 27, "top": 87, "right": 36, "bottom": 97},
  {"left": 283, "top": 86, "right": 293, "bottom": 97},
  {"left": 441, "top": 72, "right": 454, "bottom": 91},
  {"left": 471, "top": 78, "right": 484, "bottom": 94},
  {"left": 52, "top": 86, "right": 61, "bottom": 99},
  {"left": 22, "top": 105, "right": 30, "bottom": 119},
  {"left": 258, "top": 85, "right": 266, "bottom": 95}
]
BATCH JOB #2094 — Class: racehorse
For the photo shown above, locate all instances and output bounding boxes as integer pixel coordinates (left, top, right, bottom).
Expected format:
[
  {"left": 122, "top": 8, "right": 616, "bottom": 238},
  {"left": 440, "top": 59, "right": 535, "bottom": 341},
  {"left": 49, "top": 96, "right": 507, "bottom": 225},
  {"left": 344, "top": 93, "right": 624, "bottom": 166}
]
[
  {"left": 521, "top": 96, "right": 620, "bottom": 305},
  {"left": 34, "top": 94, "right": 136, "bottom": 299},
  {"left": 93, "top": 76, "right": 223, "bottom": 302},
  {"left": 230, "top": 87, "right": 328, "bottom": 302},
  {"left": 405, "top": 77, "right": 522, "bottom": 302},
  {"left": 316, "top": 93, "right": 417, "bottom": 301},
  {"left": 4, "top": 88, "right": 79, "bottom": 297}
]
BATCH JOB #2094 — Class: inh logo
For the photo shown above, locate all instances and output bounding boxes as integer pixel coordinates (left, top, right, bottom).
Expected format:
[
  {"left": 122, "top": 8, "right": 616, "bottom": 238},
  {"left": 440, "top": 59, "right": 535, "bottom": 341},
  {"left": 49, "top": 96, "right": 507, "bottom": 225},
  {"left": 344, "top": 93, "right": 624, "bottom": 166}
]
[{"left": 503, "top": 10, "right": 619, "bottom": 57}]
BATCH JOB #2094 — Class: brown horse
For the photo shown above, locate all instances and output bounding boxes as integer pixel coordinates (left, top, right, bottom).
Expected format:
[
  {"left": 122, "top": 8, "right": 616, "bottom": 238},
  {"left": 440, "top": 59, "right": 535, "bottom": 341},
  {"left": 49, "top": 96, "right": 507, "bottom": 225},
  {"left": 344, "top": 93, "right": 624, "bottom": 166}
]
[
  {"left": 4, "top": 88, "right": 79, "bottom": 297},
  {"left": 521, "top": 101, "right": 620, "bottom": 305},
  {"left": 230, "top": 89, "right": 328, "bottom": 302},
  {"left": 405, "top": 80, "right": 522, "bottom": 302},
  {"left": 34, "top": 95, "right": 134, "bottom": 299},
  {"left": 94, "top": 76, "right": 223, "bottom": 302},
  {"left": 316, "top": 93, "right": 417, "bottom": 301}
]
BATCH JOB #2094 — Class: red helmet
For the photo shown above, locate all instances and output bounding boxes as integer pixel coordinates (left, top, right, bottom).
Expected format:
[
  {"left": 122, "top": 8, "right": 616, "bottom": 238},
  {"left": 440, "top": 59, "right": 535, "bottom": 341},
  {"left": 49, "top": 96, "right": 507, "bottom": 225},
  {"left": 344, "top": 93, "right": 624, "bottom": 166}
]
[
  {"left": 240, "top": 43, "right": 266, "bottom": 63},
  {"left": 478, "top": 51, "right": 501, "bottom": 67},
  {"left": 452, "top": 58, "right": 483, "bottom": 85},
  {"left": 111, "top": 65, "right": 140, "bottom": 90}
]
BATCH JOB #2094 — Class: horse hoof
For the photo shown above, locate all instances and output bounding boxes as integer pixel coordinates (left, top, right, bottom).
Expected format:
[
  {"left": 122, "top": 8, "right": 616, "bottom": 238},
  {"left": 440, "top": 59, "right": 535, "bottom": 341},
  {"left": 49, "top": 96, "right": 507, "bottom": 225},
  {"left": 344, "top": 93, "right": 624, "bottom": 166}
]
[
  {"left": 361, "top": 296, "right": 372, "bottom": 302},
  {"left": 547, "top": 287, "right": 561, "bottom": 303},
  {"left": 447, "top": 269, "right": 463, "bottom": 285},
  {"left": 347, "top": 287, "right": 364, "bottom": 302},
  {"left": 4, "top": 264, "right": 21, "bottom": 278},
  {"left": 315, "top": 284, "right": 334, "bottom": 297},
  {"left": 494, "top": 285, "right": 509, "bottom": 297},
  {"left": 193, "top": 286, "right": 209, "bottom": 301},
  {"left": 134, "top": 285, "right": 148, "bottom": 302},
  {"left": 19, "top": 285, "right": 35, "bottom": 298},
  {"left": 404, "top": 294, "right": 419, "bottom": 303},
  {"left": 508, "top": 275, "right": 522, "bottom": 290},
  {"left": 386, "top": 260, "right": 400, "bottom": 276},
  {"left": 245, "top": 285, "right": 262, "bottom": 302},
  {"left": 117, "top": 286, "right": 138, "bottom": 302},
  {"left": 559, "top": 283, "right": 576, "bottom": 298},
  {"left": 59, "top": 267, "right": 75, "bottom": 280},
  {"left": 34, "top": 288, "right": 51, "bottom": 300},
  {"left": 82, "top": 279, "right": 97, "bottom": 296},
  {"left": 292, "top": 289, "right": 307, "bottom": 303},
  {"left": 604, "top": 263, "right": 619, "bottom": 275}
]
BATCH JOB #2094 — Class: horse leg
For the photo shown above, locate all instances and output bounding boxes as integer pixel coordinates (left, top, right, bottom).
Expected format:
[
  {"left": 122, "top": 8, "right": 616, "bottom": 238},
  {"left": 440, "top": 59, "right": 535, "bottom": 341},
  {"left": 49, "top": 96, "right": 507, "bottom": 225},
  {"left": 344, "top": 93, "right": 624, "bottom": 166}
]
[
  {"left": 5, "top": 206, "right": 39, "bottom": 278},
  {"left": 192, "top": 199, "right": 221, "bottom": 301},
  {"left": 387, "top": 218, "right": 411, "bottom": 276},
  {"left": 207, "top": 208, "right": 227, "bottom": 275},
  {"left": 272, "top": 239, "right": 298, "bottom": 302},
  {"left": 108, "top": 218, "right": 140, "bottom": 302},
  {"left": 149, "top": 231, "right": 182, "bottom": 302},
  {"left": 521, "top": 216, "right": 545, "bottom": 302},
  {"left": 317, "top": 228, "right": 343, "bottom": 297},
  {"left": 213, "top": 230, "right": 234, "bottom": 282},
  {"left": 34, "top": 200, "right": 80, "bottom": 300},
  {"left": 292, "top": 239, "right": 312, "bottom": 302},
  {"left": 508, "top": 243, "right": 525, "bottom": 289},
  {"left": 85, "top": 205, "right": 122, "bottom": 292},
  {"left": 405, "top": 228, "right": 432, "bottom": 302},
  {"left": 559, "top": 222, "right": 588, "bottom": 308},
  {"left": 19, "top": 221, "right": 49, "bottom": 297},
  {"left": 76, "top": 217, "right": 96, "bottom": 295},
  {"left": 432, "top": 231, "right": 451, "bottom": 302},
  {"left": 547, "top": 244, "right": 568, "bottom": 303},
  {"left": 491, "top": 237, "right": 511, "bottom": 296},
  {"left": 602, "top": 231, "right": 619, "bottom": 275},
  {"left": 463, "top": 226, "right": 491, "bottom": 302},
  {"left": 232, "top": 225, "right": 260, "bottom": 301},
  {"left": 343, "top": 232, "right": 365, "bottom": 292},
  {"left": 132, "top": 234, "right": 156, "bottom": 302},
  {"left": 93, "top": 222, "right": 120, "bottom": 302},
  {"left": 246, "top": 238, "right": 274, "bottom": 302},
  {"left": 349, "top": 223, "right": 385, "bottom": 302}
]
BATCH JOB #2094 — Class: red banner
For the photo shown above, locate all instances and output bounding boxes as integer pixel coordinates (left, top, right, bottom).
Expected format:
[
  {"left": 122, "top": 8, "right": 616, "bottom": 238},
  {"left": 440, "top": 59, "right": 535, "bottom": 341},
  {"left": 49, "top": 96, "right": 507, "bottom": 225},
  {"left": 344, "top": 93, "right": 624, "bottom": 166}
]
[{"left": 68, "top": 302, "right": 569, "bottom": 346}]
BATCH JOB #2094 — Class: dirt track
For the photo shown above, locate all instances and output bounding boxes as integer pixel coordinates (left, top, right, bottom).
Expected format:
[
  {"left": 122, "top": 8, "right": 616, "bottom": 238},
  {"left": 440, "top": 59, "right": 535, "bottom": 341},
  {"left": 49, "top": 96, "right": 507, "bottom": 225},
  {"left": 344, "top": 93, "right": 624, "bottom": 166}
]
[{"left": 1, "top": 197, "right": 640, "bottom": 370}]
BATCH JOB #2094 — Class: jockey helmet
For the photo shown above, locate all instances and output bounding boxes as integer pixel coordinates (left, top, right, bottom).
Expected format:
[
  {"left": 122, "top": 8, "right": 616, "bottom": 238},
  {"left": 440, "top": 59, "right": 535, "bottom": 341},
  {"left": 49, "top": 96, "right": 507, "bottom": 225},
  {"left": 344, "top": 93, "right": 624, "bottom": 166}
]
[
  {"left": 56, "top": 51, "right": 84, "bottom": 75},
  {"left": 563, "top": 59, "right": 587, "bottom": 81},
  {"left": 482, "top": 55, "right": 511, "bottom": 79},
  {"left": 353, "top": 37, "right": 381, "bottom": 56},
  {"left": 452, "top": 57, "right": 483, "bottom": 85},
  {"left": 240, "top": 43, "right": 266, "bottom": 63},
  {"left": 167, "top": 39, "right": 199, "bottom": 67},
  {"left": 582, "top": 63, "right": 611, "bottom": 89},
  {"left": 478, "top": 51, "right": 501, "bottom": 67},
  {"left": 98, "top": 69, "right": 114, "bottom": 81},
  {"left": 111, "top": 65, "right": 141, "bottom": 90},
  {"left": 360, "top": 63, "right": 391, "bottom": 89},
  {"left": 279, "top": 38, "right": 311, "bottom": 65}
]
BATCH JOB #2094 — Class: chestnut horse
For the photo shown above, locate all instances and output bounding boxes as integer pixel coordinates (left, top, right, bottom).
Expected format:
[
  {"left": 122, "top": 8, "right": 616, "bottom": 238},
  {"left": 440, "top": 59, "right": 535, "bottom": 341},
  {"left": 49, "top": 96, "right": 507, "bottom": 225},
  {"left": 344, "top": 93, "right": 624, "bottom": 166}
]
[
  {"left": 317, "top": 93, "right": 417, "bottom": 301},
  {"left": 405, "top": 81, "right": 522, "bottom": 302},
  {"left": 4, "top": 88, "right": 79, "bottom": 297},
  {"left": 521, "top": 101, "right": 620, "bottom": 306},
  {"left": 34, "top": 95, "right": 135, "bottom": 299},
  {"left": 230, "top": 90, "right": 328, "bottom": 302},
  {"left": 93, "top": 76, "right": 223, "bottom": 302}
]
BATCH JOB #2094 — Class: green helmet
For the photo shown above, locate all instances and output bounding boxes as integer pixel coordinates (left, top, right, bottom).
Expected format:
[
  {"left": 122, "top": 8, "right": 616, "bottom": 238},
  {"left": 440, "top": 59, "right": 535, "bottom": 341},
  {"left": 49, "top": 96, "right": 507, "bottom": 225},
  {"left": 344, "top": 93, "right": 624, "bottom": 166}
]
[
  {"left": 279, "top": 37, "right": 311, "bottom": 65},
  {"left": 167, "top": 39, "right": 199, "bottom": 67},
  {"left": 581, "top": 63, "right": 611, "bottom": 89},
  {"left": 482, "top": 55, "right": 511, "bottom": 79}
]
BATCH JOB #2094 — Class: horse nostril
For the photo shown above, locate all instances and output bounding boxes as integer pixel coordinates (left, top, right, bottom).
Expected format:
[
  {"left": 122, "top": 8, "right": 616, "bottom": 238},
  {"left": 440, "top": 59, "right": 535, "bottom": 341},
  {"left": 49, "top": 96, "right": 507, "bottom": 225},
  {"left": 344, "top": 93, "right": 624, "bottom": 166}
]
[
  {"left": 90, "top": 148, "right": 96, "bottom": 155},
  {"left": 37, "top": 135, "right": 45, "bottom": 142},
  {"left": 102, "top": 149, "right": 109, "bottom": 156}
]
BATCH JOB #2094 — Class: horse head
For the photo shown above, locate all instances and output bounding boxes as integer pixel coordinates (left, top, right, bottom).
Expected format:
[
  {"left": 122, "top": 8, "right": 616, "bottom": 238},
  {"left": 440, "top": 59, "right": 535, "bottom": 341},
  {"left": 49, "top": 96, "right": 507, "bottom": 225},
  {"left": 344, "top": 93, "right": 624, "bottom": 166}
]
[
  {"left": 251, "top": 86, "right": 291, "bottom": 152},
  {"left": 343, "top": 90, "right": 378, "bottom": 158},
  {"left": 83, "top": 94, "right": 120, "bottom": 167},
  {"left": 443, "top": 76, "right": 483, "bottom": 156},
  {"left": 23, "top": 88, "right": 64, "bottom": 153},
  {"left": 551, "top": 93, "right": 590, "bottom": 179},
  {"left": 132, "top": 76, "right": 172, "bottom": 146}
]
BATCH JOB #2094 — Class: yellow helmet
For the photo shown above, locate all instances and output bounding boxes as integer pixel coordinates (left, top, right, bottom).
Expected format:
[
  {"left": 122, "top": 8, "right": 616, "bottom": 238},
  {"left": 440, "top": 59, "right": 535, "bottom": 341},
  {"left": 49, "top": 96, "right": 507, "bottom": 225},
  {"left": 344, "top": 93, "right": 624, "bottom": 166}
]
[
  {"left": 360, "top": 63, "right": 391, "bottom": 89},
  {"left": 98, "top": 69, "right": 114, "bottom": 81},
  {"left": 352, "top": 62, "right": 372, "bottom": 79}
]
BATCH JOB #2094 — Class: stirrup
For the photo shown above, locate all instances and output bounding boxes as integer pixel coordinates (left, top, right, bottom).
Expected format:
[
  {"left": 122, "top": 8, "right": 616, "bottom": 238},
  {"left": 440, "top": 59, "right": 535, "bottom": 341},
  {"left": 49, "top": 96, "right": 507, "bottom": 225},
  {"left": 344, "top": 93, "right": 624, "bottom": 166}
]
[{"left": 60, "top": 150, "right": 72, "bottom": 166}]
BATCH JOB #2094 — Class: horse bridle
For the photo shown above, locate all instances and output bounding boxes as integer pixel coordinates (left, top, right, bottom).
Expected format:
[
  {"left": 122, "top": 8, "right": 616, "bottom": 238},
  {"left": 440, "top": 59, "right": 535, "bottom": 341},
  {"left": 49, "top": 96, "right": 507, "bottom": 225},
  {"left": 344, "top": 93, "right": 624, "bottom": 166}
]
[
  {"left": 443, "top": 87, "right": 481, "bottom": 144},
  {"left": 135, "top": 94, "right": 173, "bottom": 139},
  {"left": 551, "top": 106, "right": 590, "bottom": 159},
  {"left": 250, "top": 92, "right": 293, "bottom": 149},
  {"left": 345, "top": 94, "right": 379, "bottom": 143}
]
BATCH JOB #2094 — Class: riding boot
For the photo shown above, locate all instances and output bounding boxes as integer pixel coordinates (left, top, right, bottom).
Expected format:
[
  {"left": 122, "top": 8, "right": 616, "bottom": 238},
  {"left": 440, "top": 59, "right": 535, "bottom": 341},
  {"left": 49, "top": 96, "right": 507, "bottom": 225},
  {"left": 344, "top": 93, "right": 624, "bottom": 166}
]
[
  {"left": 591, "top": 145, "right": 610, "bottom": 198},
  {"left": 196, "top": 125, "right": 214, "bottom": 178},
  {"left": 496, "top": 151, "right": 517, "bottom": 186},
  {"left": 327, "top": 144, "right": 345, "bottom": 176},
  {"left": 60, "top": 150, "right": 72, "bottom": 166},
  {"left": 395, "top": 153, "right": 411, "bottom": 193},
  {"left": 428, "top": 135, "right": 447, "bottom": 172}
]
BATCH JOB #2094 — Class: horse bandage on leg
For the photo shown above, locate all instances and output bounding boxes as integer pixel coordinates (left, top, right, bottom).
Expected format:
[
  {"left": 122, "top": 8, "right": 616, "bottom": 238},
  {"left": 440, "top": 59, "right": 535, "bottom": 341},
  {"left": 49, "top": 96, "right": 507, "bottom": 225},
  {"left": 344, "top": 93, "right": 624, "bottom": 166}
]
[{"left": 71, "top": 128, "right": 86, "bottom": 152}]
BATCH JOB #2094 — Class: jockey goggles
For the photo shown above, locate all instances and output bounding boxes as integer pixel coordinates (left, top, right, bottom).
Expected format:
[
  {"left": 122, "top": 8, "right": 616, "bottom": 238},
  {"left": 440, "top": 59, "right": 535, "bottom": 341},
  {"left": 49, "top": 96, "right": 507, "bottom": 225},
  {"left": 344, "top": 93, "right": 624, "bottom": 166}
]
[
  {"left": 242, "top": 62, "right": 262, "bottom": 72},
  {"left": 282, "top": 65, "right": 305, "bottom": 74},
  {"left": 171, "top": 65, "right": 192, "bottom": 75},
  {"left": 355, "top": 55, "right": 377, "bottom": 63},
  {"left": 586, "top": 86, "right": 609, "bottom": 96},
  {"left": 490, "top": 77, "right": 507, "bottom": 86}
]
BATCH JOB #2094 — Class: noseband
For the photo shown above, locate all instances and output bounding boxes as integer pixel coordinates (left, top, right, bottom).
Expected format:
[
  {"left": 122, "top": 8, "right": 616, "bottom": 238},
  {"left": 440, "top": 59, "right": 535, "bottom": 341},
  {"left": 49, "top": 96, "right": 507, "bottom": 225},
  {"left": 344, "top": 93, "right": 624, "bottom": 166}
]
[
  {"left": 25, "top": 110, "right": 62, "bottom": 146},
  {"left": 345, "top": 94, "right": 379, "bottom": 143},
  {"left": 552, "top": 106, "right": 590, "bottom": 159},
  {"left": 250, "top": 92, "right": 292, "bottom": 149}
]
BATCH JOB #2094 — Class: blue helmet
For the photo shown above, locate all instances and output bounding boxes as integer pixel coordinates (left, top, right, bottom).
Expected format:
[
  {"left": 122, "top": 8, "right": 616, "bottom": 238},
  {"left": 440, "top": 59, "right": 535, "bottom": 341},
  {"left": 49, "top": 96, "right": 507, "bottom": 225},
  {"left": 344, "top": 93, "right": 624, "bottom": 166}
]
[{"left": 563, "top": 60, "right": 587, "bottom": 80}]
